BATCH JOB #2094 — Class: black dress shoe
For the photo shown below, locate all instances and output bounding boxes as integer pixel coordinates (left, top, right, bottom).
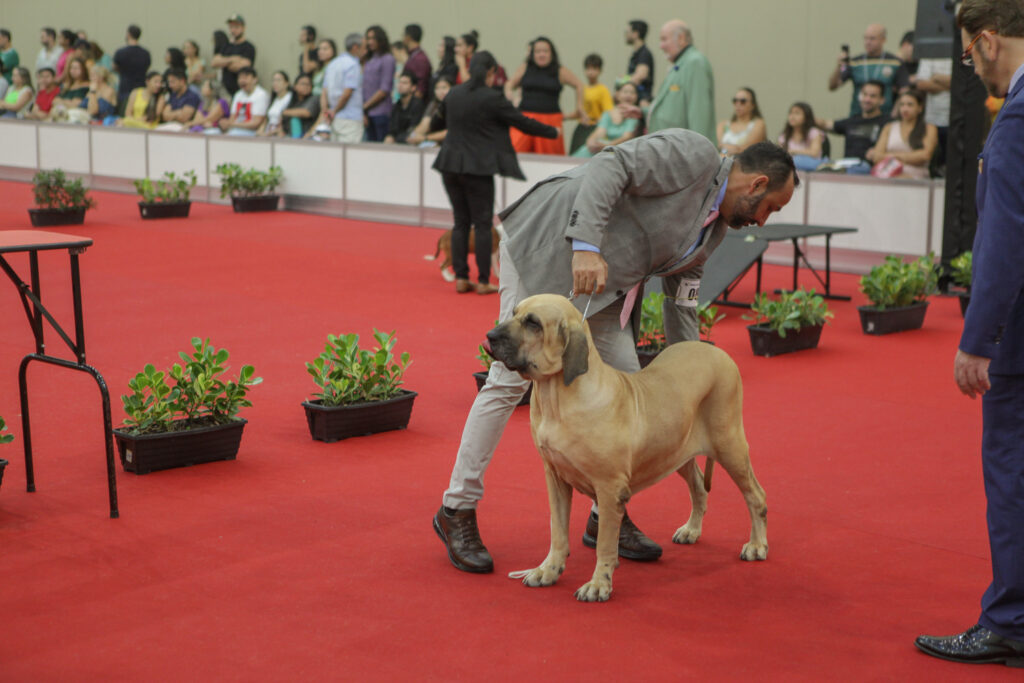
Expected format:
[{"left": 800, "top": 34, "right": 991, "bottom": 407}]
[
  {"left": 915, "top": 624, "right": 1024, "bottom": 667},
  {"left": 581, "top": 510, "right": 662, "bottom": 561},
  {"left": 433, "top": 506, "right": 494, "bottom": 573}
]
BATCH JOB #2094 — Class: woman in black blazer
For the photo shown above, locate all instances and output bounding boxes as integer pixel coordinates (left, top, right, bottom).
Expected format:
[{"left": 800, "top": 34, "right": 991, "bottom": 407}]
[{"left": 432, "top": 51, "right": 559, "bottom": 294}]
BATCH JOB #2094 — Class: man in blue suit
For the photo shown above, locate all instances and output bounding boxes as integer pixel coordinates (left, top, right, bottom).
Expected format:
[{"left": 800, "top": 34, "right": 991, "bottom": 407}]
[{"left": 916, "top": 0, "right": 1024, "bottom": 668}]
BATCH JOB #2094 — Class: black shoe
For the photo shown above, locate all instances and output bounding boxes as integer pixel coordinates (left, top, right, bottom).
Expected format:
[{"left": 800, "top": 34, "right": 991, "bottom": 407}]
[
  {"left": 915, "top": 624, "right": 1024, "bottom": 667},
  {"left": 581, "top": 510, "right": 662, "bottom": 561},
  {"left": 433, "top": 506, "right": 494, "bottom": 573}
]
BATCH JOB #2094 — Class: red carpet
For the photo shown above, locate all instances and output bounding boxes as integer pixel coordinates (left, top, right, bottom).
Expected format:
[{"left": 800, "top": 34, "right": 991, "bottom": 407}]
[{"left": 0, "top": 182, "right": 1015, "bottom": 681}]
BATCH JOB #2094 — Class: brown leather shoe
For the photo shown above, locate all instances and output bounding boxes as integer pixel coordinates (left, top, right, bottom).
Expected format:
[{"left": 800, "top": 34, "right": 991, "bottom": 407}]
[
  {"left": 455, "top": 279, "right": 473, "bottom": 293},
  {"left": 476, "top": 283, "right": 499, "bottom": 295},
  {"left": 433, "top": 506, "right": 494, "bottom": 573},
  {"left": 582, "top": 510, "right": 662, "bottom": 561}
]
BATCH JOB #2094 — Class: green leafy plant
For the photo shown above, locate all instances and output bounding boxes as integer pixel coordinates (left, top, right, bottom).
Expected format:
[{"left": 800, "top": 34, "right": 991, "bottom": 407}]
[
  {"left": 637, "top": 291, "right": 667, "bottom": 351},
  {"left": 698, "top": 303, "right": 726, "bottom": 342},
  {"left": 306, "top": 330, "right": 412, "bottom": 407},
  {"left": 859, "top": 254, "right": 939, "bottom": 310},
  {"left": 0, "top": 415, "right": 13, "bottom": 445},
  {"left": 215, "top": 163, "right": 283, "bottom": 198},
  {"left": 120, "top": 338, "right": 262, "bottom": 435},
  {"left": 744, "top": 288, "right": 833, "bottom": 337},
  {"left": 134, "top": 170, "right": 197, "bottom": 203},
  {"left": 32, "top": 169, "right": 96, "bottom": 210},
  {"left": 476, "top": 319, "right": 500, "bottom": 371},
  {"left": 949, "top": 251, "right": 973, "bottom": 290}
]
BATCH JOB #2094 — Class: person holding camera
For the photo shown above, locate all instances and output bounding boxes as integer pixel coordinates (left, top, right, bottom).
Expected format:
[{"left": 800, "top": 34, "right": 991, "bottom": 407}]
[{"left": 828, "top": 23, "right": 908, "bottom": 117}]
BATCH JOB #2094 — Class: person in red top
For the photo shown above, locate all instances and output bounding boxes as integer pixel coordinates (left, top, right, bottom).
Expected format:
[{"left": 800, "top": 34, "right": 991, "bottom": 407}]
[
  {"left": 26, "top": 67, "right": 59, "bottom": 119},
  {"left": 402, "top": 24, "right": 432, "bottom": 99}
]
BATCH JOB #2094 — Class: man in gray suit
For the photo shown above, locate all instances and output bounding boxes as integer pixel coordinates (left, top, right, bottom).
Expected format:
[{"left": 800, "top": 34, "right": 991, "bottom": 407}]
[{"left": 434, "top": 128, "right": 798, "bottom": 574}]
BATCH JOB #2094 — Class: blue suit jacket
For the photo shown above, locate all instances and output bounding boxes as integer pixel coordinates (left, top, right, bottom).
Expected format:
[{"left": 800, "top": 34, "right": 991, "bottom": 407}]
[{"left": 960, "top": 73, "right": 1024, "bottom": 375}]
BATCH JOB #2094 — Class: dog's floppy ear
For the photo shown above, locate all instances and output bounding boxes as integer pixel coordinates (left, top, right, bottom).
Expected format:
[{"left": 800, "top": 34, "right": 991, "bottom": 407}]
[{"left": 561, "top": 321, "right": 589, "bottom": 386}]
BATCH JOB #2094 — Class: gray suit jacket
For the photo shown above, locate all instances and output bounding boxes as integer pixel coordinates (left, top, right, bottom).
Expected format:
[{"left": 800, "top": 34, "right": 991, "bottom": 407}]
[{"left": 499, "top": 128, "right": 731, "bottom": 342}]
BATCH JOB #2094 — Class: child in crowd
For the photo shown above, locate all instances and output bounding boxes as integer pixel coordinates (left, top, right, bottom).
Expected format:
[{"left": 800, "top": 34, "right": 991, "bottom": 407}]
[
  {"left": 568, "top": 53, "right": 613, "bottom": 155},
  {"left": 779, "top": 101, "right": 827, "bottom": 171}
]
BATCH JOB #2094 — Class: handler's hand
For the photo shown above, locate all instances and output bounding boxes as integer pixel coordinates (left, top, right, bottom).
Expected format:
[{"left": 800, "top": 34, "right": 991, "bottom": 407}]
[
  {"left": 954, "top": 349, "right": 991, "bottom": 399},
  {"left": 572, "top": 251, "right": 608, "bottom": 295}
]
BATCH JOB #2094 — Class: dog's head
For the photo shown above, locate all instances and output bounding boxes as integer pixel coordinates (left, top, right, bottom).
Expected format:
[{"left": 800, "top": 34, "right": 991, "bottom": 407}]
[{"left": 485, "top": 294, "right": 590, "bottom": 386}]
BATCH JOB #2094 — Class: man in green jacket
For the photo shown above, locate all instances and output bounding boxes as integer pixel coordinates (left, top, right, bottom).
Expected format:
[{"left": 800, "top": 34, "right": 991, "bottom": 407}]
[{"left": 647, "top": 20, "right": 715, "bottom": 142}]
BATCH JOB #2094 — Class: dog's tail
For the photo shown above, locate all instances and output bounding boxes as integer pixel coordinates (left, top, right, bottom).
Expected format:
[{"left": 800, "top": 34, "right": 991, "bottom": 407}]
[
  {"left": 703, "top": 458, "right": 714, "bottom": 492},
  {"left": 424, "top": 236, "right": 442, "bottom": 261}
]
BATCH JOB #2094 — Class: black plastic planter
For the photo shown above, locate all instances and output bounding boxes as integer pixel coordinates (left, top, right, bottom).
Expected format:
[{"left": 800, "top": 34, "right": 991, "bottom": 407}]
[
  {"left": 473, "top": 372, "right": 532, "bottom": 406},
  {"left": 28, "top": 207, "right": 86, "bottom": 227},
  {"left": 302, "top": 390, "right": 417, "bottom": 443},
  {"left": 113, "top": 419, "right": 247, "bottom": 474},
  {"left": 747, "top": 324, "right": 823, "bottom": 357},
  {"left": 138, "top": 201, "right": 191, "bottom": 219},
  {"left": 858, "top": 301, "right": 929, "bottom": 335},
  {"left": 231, "top": 195, "right": 280, "bottom": 213}
]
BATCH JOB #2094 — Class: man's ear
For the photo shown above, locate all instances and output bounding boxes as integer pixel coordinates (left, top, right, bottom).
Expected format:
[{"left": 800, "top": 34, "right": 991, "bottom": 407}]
[
  {"left": 561, "top": 321, "right": 589, "bottom": 386},
  {"left": 750, "top": 174, "right": 769, "bottom": 194}
]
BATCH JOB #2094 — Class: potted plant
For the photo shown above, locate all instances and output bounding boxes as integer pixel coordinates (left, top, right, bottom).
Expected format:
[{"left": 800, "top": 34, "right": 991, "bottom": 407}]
[
  {"left": 134, "top": 170, "right": 197, "bottom": 219},
  {"left": 744, "top": 288, "right": 833, "bottom": 357},
  {"left": 474, "top": 331, "right": 532, "bottom": 406},
  {"left": 215, "top": 163, "right": 283, "bottom": 213},
  {"left": 302, "top": 330, "right": 416, "bottom": 442},
  {"left": 28, "top": 169, "right": 96, "bottom": 227},
  {"left": 636, "top": 291, "right": 667, "bottom": 368},
  {"left": 858, "top": 254, "right": 939, "bottom": 335},
  {"left": 113, "top": 338, "right": 262, "bottom": 474},
  {"left": 698, "top": 302, "right": 726, "bottom": 345},
  {"left": 0, "top": 415, "right": 12, "bottom": 493},
  {"left": 950, "top": 251, "right": 972, "bottom": 317}
]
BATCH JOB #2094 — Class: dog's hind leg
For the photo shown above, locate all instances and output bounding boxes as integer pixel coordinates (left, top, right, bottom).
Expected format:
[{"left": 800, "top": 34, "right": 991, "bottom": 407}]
[
  {"left": 574, "top": 489, "right": 624, "bottom": 602},
  {"left": 509, "top": 464, "right": 572, "bottom": 587},
  {"left": 672, "top": 458, "right": 709, "bottom": 545},
  {"left": 714, "top": 438, "right": 768, "bottom": 561}
]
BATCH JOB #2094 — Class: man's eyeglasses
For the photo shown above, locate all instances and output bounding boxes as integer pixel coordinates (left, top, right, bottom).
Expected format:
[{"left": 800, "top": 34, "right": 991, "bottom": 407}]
[
  {"left": 961, "top": 30, "right": 996, "bottom": 67},
  {"left": 732, "top": 98, "right": 750, "bottom": 104}
]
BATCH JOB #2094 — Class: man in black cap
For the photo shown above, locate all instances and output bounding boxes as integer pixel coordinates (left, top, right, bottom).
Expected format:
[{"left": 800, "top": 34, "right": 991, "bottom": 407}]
[{"left": 211, "top": 14, "right": 255, "bottom": 96}]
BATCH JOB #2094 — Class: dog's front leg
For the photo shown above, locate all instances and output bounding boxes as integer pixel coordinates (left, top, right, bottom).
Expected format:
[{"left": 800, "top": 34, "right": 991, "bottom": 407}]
[
  {"left": 574, "top": 493, "right": 622, "bottom": 602},
  {"left": 509, "top": 464, "right": 572, "bottom": 587}
]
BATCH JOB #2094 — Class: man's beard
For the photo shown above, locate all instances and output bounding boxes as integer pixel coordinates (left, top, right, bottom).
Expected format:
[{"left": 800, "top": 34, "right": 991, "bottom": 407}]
[
  {"left": 975, "top": 50, "right": 1007, "bottom": 98},
  {"left": 726, "top": 191, "right": 766, "bottom": 228}
]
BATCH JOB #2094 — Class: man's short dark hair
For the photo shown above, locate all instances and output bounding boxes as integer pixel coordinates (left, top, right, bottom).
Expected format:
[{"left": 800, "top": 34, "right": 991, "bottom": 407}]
[
  {"left": 629, "top": 20, "right": 648, "bottom": 40},
  {"left": 958, "top": 0, "right": 1024, "bottom": 37},
  {"left": 400, "top": 69, "right": 418, "bottom": 86},
  {"left": 302, "top": 25, "right": 316, "bottom": 41},
  {"left": 737, "top": 143, "right": 799, "bottom": 191},
  {"left": 127, "top": 25, "right": 142, "bottom": 40},
  {"left": 238, "top": 66, "right": 256, "bottom": 78},
  {"left": 1, "top": 29, "right": 12, "bottom": 42},
  {"left": 166, "top": 68, "right": 187, "bottom": 82},
  {"left": 37, "top": 67, "right": 55, "bottom": 76},
  {"left": 862, "top": 80, "right": 885, "bottom": 96},
  {"left": 404, "top": 24, "right": 423, "bottom": 43},
  {"left": 60, "top": 29, "right": 76, "bottom": 44},
  {"left": 42, "top": 27, "right": 56, "bottom": 40},
  {"left": 584, "top": 53, "right": 602, "bottom": 69}
]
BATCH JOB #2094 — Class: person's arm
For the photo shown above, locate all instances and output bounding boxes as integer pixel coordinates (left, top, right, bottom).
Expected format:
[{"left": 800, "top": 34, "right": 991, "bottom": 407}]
[
  {"left": 865, "top": 122, "right": 890, "bottom": 162},
  {"left": 605, "top": 118, "right": 640, "bottom": 147},
  {"left": 281, "top": 101, "right": 313, "bottom": 119},
  {"left": 504, "top": 63, "right": 525, "bottom": 103},
  {"left": 210, "top": 53, "right": 230, "bottom": 69},
  {"left": 455, "top": 52, "right": 469, "bottom": 84},
  {"left": 915, "top": 64, "right": 951, "bottom": 94},
  {"left": 828, "top": 51, "right": 848, "bottom": 91},
  {"left": 585, "top": 124, "right": 610, "bottom": 153},
  {"left": 363, "top": 56, "right": 393, "bottom": 113},
  {"left": 716, "top": 120, "right": 726, "bottom": 148},
  {"left": 124, "top": 89, "right": 139, "bottom": 120},
  {"left": 331, "top": 88, "right": 353, "bottom": 116},
  {"left": 804, "top": 128, "right": 824, "bottom": 158},
  {"left": 629, "top": 63, "right": 649, "bottom": 87},
  {"left": 10, "top": 87, "right": 34, "bottom": 113},
  {"left": 407, "top": 114, "right": 430, "bottom": 143},
  {"left": 493, "top": 94, "right": 559, "bottom": 138},
  {"left": 174, "top": 103, "right": 197, "bottom": 123},
  {"left": 889, "top": 124, "right": 939, "bottom": 167},
  {"left": 559, "top": 65, "right": 591, "bottom": 126},
  {"left": 722, "top": 118, "right": 767, "bottom": 155},
  {"left": 301, "top": 48, "right": 317, "bottom": 75}
]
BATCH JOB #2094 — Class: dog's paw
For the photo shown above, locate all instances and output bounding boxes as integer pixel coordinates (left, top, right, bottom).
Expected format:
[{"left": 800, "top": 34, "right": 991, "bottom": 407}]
[
  {"left": 740, "top": 542, "right": 768, "bottom": 561},
  {"left": 574, "top": 580, "right": 612, "bottom": 602},
  {"left": 508, "top": 564, "right": 563, "bottom": 587},
  {"left": 672, "top": 524, "right": 702, "bottom": 545},
  {"left": 441, "top": 270, "right": 455, "bottom": 282}
]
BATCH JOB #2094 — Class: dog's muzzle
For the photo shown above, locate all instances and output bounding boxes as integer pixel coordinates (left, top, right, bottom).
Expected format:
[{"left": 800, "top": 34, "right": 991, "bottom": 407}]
[{"left": 486, "top": 325, "right": 526, "bottom": 373}]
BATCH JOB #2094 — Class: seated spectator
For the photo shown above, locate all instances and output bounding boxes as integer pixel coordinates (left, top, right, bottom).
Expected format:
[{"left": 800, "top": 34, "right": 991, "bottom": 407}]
[
  {"left": 384, "top": 71, "right": 425, "bottom": 143},
  {"left": 25, "top": 67, "right": 59, "bottom": 119},
  {"left": 0, "top": 67, "right": 33, "bottom": 118},
  {"left": 819, "top": 80, "right": 888, "bottom": 174},
  {"left": 156, "top": 68, "right": 200, "bottom": 131},
  {"left": 282, "top": 73, "right": 318, "bottom": 138},
  {"left": 54, "top": 30, "right": 76, "bottom": 80},
  {"left": 311, "top": 39, "right": 337, "bottom": 97},
  {"left": 119, "top": 71, "right": 165, "bottom": 129},
  {"left": 0, "top": 72, "right": 7, "bottom": 101},
  {"left": 569, "top": 53, "right": 614, "bottom": 154},
  {"left": 865, "top": 89, "right": 937, "bottom": 179},
  {"left": 778, "top": 102, "right": 826, "bottom": 171},
  {"left": 186, "top": 78, "right": 230, "bottom": 133},
  {"left": 82, "top": 64, "right": 117, "bottom": 123},
  {"left": 407, "top": 74, "right": 452, "bottom": 145},
  {"left": 717, "top": 87, "right": 766, "bottom": 156},
  {"left": 165, "top": 47, "right": 186, "bottom": 74},
  {"left": 51, "top": 57, "right": 90, "bottom": 117},
  {"left": 183, "top": 40, "right": 204, "bottom": 87},
  {"left": 362, "top": 25, "right": 395, "bottom": 142},
  {"left": 298, "top": 25, "right": 318, "bottom": 77},
  {"left": 217, "top": 66, "right": 268, "bottom": 136},
  {"left": 572, "top": 80, "right": 640, "bottom": 157},
  {"left": 259, "top": 70, "right": 293, "bottom": 136}
]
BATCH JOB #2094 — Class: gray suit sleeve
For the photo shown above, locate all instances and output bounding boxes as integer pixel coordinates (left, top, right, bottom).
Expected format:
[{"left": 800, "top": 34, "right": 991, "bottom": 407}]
[
  {"left": 564, "top": 130, "right": 719, "bottom": 247},
  {"left": 662, "top": 269, "right": 701, "bottom": 343}
]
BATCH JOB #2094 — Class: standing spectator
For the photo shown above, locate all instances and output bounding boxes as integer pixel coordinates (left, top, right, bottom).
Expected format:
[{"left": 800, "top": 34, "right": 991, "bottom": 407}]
[
  {"left": 113, "top": 25, "right": 151, "bottom": 111},
  {"left": 156, "top": 68, "right": 200, "bottom": 131},
  {"left": 912, "top": 57, "right": 952, "bottom": 170},
  {"left": 54, "top": 30, "right": 76, "bottom": 80},
  {"left": 779, "top": 102, "right": 826, "bottom": 171},
  {"left": 899, "top": 30, "right": 919, "bottom": 78},
  {"left": 572, "top": 80, "right": 641, "bottom": 157},
  {"left": 624, "top": 19, "right": 654, "bottom": 104},
  {"left": 211, "top": 30, "right": 229, "bottom": 81},
  {"left": 392, "top": 41, "right": 409, "bottom": 102},
  {"left": 828, "top": 23, "right": 908, "bottom": 117},
  {"left": 165, "top": 47, "right": 186, "bottom": 73},
  {"left": 865, "top": 89, "right": 938, "bottom": 179},
  {"left": 432, "top": 36, "right": 457, "bottom": 94},
  {"left": 212, "top": 14, "right": 255, "bottom": 97},
  {"left": 915, "top": 0, "right": 1024, "bottom": 667},
  {"left": 433, "top": 50, "right": 559, "bottom": 294},
  {"left": 82, "top": 65, "right": 117, "bottom": 123},
  {"left": 281, "top": 73, "right": 319, "bottom": 138},
  {"left": 182, "top": 40, "right": 204, "bottom": 87},
  {"left": 454, "top": 31, "right": 507, "bottom": 90},
  {"left": 36, "top": 28, "right": 61, "bottom": 73},
  {"left": 383, "top": 71, "right": 425, "bottom": 143},
  {"left": 0, "top": 29, "right": 19, "bottom": 82},
  {"left": 72, "top": 40, "right": 95, "bottom": 71},
  {"left": 0, "top": 67, "right": 33, "bottom": 118},
  {"left": 322, "top": 33, "right": 364, "bottom": 143},
  {"left": 311, "top": 39, "right": 336, "bottom": 98},
  {"left": 819, "top": 80, "right": 888, "bottom": 173},
  {"left": 569, "top": 53, "right": 613, "bottom": 154},
  {"left": 402, "top": 24, "right": 432, "bottom": 99},
  {"left": 505, "top": 36, "right": 588, "bottom": 155},
  {"left": 259, "top": 70, "right": 293, "bottom": 136},
  {"left": 219, "top": 66, "right": 269, "bottom": 136},
  {"left": 298, "top": 26, "right": 318, "bottom": 77},
  {"left": 646, "top": 19, "right": 715, "bottom": 142},
  {"left": 186, "top": 78, "right": 230, "bottom": 133},
  {"left": 25, "top": 67, "right": 58, "bottom": 120},
  {"left": 362, "top": 25, "right": 395, "bottom": 142},
  {"left": 119, "top": 71, "right": 165, "bottom": 129},
  {"left": 717, "top": 86, "right": 767, "bottom": 156}
]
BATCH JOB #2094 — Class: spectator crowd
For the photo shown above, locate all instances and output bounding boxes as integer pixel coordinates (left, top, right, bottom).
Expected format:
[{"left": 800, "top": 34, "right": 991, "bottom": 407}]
[{"left": 0, "top": 17, "right": 958, "bottom": 179}]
